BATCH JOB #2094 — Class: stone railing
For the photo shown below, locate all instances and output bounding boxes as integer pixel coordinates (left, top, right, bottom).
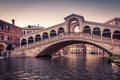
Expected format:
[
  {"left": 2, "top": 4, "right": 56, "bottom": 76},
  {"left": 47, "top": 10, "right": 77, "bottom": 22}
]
[{"left": 13, "top": 32, "right": 120, "bottom": 52}]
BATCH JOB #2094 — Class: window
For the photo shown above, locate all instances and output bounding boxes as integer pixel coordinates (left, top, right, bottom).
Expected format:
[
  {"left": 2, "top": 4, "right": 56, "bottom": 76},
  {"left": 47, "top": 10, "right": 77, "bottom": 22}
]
[
  {"left": 8, "top": 36, "right": 10, "bottom": 41},
  {"left": 0, "top": 23, "right": 2, "bottom": 30},
  {"left": 8, "top": 26, "right": 11, "bottom": 32},
  {"left": 16, "top": 38, "right": 20, "bottom": 42},
  {"left": 1, "top": 23, "right": 4, "bottom": 31},
  {"left": 27, "top": 31, "right": 29, "bottom": 34},
  {"left": 24, "top": 31, "right": 26, "bottom": 35},
  {"left": 18, "top": 38, "right": 20, "bottom": 42},
  {"left": 0, "top": 36, "right": 4, "bottom": 40},
  {"left": 11, "top": 37, "right": 12, "bottom": 41},
  {"left": 115, "top": 22, "right": 117, "bottom": 25}
]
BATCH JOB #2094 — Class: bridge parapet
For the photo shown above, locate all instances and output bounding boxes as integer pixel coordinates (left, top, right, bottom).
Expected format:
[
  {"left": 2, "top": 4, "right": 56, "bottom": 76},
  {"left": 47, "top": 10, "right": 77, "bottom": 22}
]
[{"left": 13, "top": 33, "right": 120, "bottom": 52}]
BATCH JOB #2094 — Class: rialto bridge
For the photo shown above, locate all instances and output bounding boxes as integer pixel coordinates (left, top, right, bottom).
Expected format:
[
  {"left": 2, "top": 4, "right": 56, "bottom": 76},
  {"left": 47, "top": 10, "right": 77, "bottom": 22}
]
[{"left": 12, "top": 14, "right": 120, "bottom": 57}]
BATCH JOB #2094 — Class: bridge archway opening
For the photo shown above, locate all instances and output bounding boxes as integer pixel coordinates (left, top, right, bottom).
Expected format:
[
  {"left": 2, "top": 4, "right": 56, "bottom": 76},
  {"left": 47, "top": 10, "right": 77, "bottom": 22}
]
[
  {"left": 58, "top": 27, "right": 65, "bottom": 35},
  {"left": 21, "top": 39, "right": 27, "bottom": 46},
  {"left": 36, "top": 40, "right": 112, "bottom": 57},
  {"left": 102, "top": 29, "right": 111, "bottom": 37},
  {"left": 74, "top": 26, "right": 79, "bottom": 32},
  {"left": 42, "top": 32, "right": 49, "bottom": 39},
  {"left": 93, "top": 27, "right": 101, "bottom": 36},
  {"left": 67, "top": 18, "right": 79, "bottom": 33},
  {"left": 28, "top": 36, "right": 34, "bottom": 44},
  {"left": 35, "top": 34, "right": 41, "bottom": 42},
  {"left": 50, "top": 30, "right": 57, "bottom": 37},
  {"left": 83, "top": 26, "right": 91, "bottom": 34},
  {"left": 70, "top": 21, "right": 80, "bottom": 33},
  {"left": 113, "top": 30, "right": 120, "bottom": 40}
]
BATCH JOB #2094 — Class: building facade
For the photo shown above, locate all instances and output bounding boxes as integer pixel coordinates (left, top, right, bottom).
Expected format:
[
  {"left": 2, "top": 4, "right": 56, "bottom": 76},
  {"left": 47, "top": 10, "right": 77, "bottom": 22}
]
[
  {"left": 68, "top": 44, "right": 86, "bottom": 53},
  {"left": 22, "top": 25, "right": 44, "bottom": 36},
  {"left": 0, "top": 19, "right": 22, "bottom": 52}
]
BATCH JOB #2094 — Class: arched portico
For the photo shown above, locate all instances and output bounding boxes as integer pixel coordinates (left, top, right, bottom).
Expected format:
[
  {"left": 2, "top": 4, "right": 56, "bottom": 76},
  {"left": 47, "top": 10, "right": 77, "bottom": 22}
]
[
  {"left": 58, "top": 27, "right": 65, "bottom": 35},
  {"left": 113, "top": 30, "right": 120, "bottom": 40},
  {"left": 102, "top": 29, "right": 111, "bottom": 37},
  {"left": 64, "top": 14, "right": 84, "bottom": 33},
  {"left": 50, "top": 30, "right": 57, "bottom": 37},
  {"left": 93, "top": 27, "right": 101, "bottom": 36},
  {"left": 21, "top": 39, "right": 27, "bottom": 46},
  {"left": 42, "top": 32, "right": 49, "bottom": 39},
  {"left": 35, "top": 34, "right": 41, "bottom": 41},
  {"left": 28, "top": 36, "right": 34, "bottom": 44}
]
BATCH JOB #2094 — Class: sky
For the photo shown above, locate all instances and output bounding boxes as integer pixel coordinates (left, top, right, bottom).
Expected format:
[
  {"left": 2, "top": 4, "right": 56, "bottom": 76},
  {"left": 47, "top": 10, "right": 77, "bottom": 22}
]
[{"left": 0, "top": 0, "right": 120, "bottom": 27}]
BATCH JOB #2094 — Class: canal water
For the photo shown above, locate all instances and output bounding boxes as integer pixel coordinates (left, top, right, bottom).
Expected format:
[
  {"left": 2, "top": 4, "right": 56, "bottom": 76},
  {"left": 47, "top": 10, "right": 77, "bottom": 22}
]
[{"left": 0, "top": 53, "right": 120, "bottom": 80}]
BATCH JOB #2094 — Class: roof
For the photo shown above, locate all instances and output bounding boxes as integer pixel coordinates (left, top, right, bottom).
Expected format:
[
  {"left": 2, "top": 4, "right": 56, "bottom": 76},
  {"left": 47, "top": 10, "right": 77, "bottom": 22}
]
[
  {"left": 105, "top": 17, "right": 120, "bottom": 23},
  {"left": 0, "top": 19, "right": 21, "bottom": 29},
  {"left": 22, "top": 25, "right": 44, "bottom": 30},
  {"left": 64, "top": 14, "right": 84, "bottom": 21}
]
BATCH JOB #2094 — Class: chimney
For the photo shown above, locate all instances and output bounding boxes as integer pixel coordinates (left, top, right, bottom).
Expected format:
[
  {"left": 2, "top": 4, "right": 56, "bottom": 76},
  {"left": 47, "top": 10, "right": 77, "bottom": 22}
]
[{"left": 12, "top": 19, "right": 15, "bottom": 25}]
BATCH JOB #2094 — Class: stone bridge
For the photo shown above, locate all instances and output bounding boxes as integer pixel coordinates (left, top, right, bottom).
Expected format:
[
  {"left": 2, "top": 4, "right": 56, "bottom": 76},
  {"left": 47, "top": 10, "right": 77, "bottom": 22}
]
[
  {"left": 12, "top": 32, "right": 120, "bottom": 57},
  {"left": 11, "top": 14, "right": 120, "bottom": 57}
]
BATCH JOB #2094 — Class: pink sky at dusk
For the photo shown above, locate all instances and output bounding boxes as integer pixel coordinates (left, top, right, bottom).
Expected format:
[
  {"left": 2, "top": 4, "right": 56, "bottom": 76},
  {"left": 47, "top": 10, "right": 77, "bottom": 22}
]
[{"left": 0, "top": 0, "right": 120, "bottom": 28}]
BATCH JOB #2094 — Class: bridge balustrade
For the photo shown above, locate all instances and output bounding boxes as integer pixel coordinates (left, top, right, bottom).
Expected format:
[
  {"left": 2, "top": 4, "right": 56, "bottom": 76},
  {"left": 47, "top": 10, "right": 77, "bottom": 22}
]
[{"left": 13, "top": 32, "right": 120, "bottom": 52}]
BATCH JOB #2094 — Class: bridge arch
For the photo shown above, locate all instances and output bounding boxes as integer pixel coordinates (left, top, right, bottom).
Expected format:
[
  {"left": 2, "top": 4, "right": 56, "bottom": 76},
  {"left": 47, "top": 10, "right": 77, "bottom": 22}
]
[
  {"left": 28, "top": 36, "right": 34, "bottom": 44},
  {"left": 42, "top": 32, "right": 49, "bottom": 39},
  {"left": 50, "top": 30, "right": 57, "bottom": 37},
  {"left": 102, "top": 29, "right": 111, "bottom": 37},
  {"left": 21, "top": 39, "right": 27, "bottom": 46},
  {"left": 35, "top": 34, "right": 41, "bottom": 42},
  {"left": 36, "top": 39, "right": 113, "bottom": 57},
  {"left": 113, "top": 30, "right": 120, "bottom": 40},
  {"left": 83, "top": 26, "right": 91, "bottom": 34},
  {"left": 92, "top": 27, "right": 101, "bottom": 36}
]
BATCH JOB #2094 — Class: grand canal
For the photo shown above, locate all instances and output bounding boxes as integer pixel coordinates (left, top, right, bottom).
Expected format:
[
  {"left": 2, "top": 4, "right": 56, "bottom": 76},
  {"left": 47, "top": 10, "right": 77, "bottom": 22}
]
[{"left": 0, "top": 53, "right": 120, "bottom": 80}]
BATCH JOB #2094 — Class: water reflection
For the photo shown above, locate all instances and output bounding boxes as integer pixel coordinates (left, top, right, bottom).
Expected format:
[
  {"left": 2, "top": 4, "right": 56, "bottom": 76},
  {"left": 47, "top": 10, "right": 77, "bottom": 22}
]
[{"left": 0, "top": 53, "right": 120, "bottom": 80}]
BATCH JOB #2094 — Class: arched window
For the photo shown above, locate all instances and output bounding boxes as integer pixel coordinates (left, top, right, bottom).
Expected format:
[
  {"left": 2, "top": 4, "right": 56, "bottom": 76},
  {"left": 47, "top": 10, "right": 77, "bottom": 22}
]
[
  {"left": 83, "top": 26, "right": 91, "bottom": 34},
  {"left": 8, "top": 26, "right": 11, "bottom": 32},
  {"left": 23, "top": 31, "right": 26, "bottom": 35},
  {"left": 35, "top": 34, "right": 41, "bottom": 42},
  {"left": 42, "top": 32, "right": 49, "bottom": 39},
  {"left": 28, "top": 36, "right": 34, "bottom": 44},
  {"left": 21, "top": 39, "right": 27, "bottom": 46},
  {"left": 102, "top": 29, "right": 111, "bottom": 37},
  {"left": 0, "top": 36, "right": 4, "bottom": 40},
  {"left": 58, "top": 27, "right": 65, "bottom": 35},
  {"left": 2, "top": 24, "right": 4, "bottom": 30},
  {"left": 113, "top": 30, "right": 120, "bottom": 40},
  {"left": 50, "top": 30, "right": 57, "bottom": 37},
  {"left": 93, "top": 27, "right": 101, "bottom": 36}
]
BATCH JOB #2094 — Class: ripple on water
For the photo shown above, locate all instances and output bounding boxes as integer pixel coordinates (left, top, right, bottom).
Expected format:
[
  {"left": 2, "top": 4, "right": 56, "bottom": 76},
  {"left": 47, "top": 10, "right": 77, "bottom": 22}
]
[{"left": 0, "top": 54, "right": 120, "bottom": 80}]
